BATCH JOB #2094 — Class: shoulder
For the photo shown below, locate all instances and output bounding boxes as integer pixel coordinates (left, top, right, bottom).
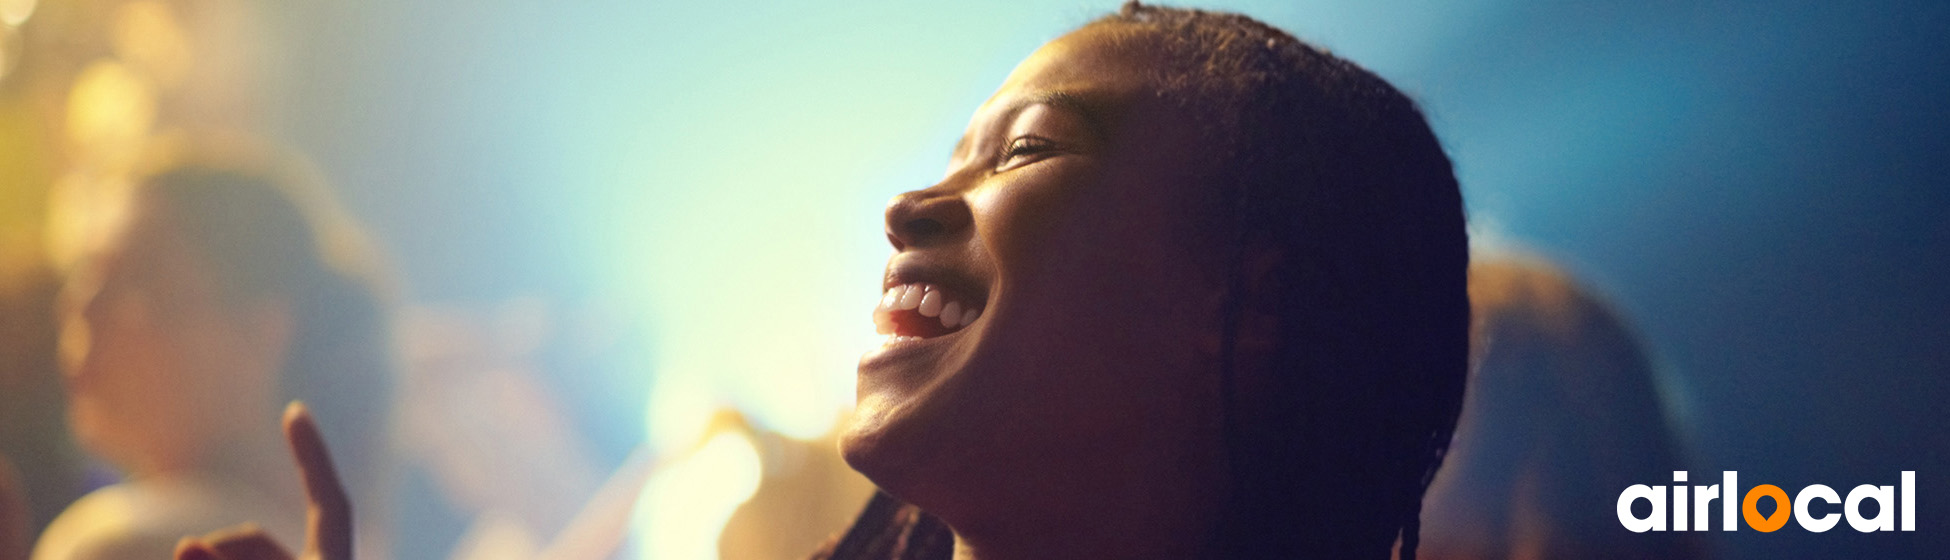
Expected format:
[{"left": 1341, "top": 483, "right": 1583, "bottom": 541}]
[
  {"left": 31, "top": 480, "right": 302, "bottom": 560},
  {"left": 30, "top": 485, "right": 181, "bottom": 560}
]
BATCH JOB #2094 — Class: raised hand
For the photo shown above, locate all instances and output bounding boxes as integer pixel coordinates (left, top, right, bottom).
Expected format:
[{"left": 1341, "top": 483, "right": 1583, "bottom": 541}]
[{"left": 174, "top": 402, "right": 353, "bottom": 560}]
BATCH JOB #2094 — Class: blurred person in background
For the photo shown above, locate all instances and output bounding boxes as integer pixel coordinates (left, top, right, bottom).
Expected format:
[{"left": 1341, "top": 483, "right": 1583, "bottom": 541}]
[
  {"left": 33, "top": 141, "right": 395, "bottom": 560},
  {"left": 0, "top": 0, "right": 296, "bottom": 553},
  {"left": 1413, "top": 255, "right": 1706, "bottom": 560}
]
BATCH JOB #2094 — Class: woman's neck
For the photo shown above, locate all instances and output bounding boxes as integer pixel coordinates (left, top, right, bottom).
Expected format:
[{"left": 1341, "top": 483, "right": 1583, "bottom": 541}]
[
  {"left": 947, "top": 509, "right": 1218, "bottom": 560},
  {"left": 938, "top": 462, "right": 1225, "bottom": 560}
]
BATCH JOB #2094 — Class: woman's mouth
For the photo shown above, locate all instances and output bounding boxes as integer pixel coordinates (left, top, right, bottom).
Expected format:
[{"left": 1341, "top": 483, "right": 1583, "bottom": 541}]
[{"left": 873, "top": 283, "right": 982, "bottom": 342}]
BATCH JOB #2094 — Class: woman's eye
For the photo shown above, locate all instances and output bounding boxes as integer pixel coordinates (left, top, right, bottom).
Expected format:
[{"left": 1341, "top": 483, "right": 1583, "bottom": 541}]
[{"left": 998, "top": 136, "right": 1058, "bottom": 168}]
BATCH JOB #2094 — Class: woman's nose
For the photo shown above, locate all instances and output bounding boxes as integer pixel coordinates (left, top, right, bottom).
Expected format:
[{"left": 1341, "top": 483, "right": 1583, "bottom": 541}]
[{"left": 884, "top": 185, "right": 973, "bottom": 251}]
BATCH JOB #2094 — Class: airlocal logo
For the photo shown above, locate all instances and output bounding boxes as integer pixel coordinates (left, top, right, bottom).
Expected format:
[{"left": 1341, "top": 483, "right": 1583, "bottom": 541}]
[{"left": 1617, "top": 471, "right": 1916, "bottom": 533}]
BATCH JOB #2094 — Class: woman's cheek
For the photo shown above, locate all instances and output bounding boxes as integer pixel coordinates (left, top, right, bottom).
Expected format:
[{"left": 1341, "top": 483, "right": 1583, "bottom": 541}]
[{"left": 972, "top": 161, "right": 1103, "bottom": 270}]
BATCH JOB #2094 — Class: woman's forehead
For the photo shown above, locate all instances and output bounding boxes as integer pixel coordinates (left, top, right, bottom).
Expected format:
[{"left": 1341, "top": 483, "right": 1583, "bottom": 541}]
[
  {"left": 951, "top": 27, "right": 1171, "bottom": 159},
  {"left": 988, "top": 26, "right": 1158, "bottom": 110}
]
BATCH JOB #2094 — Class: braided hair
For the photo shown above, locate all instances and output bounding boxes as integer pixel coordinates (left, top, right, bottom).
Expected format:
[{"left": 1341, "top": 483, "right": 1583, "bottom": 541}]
[{"left": 1089, "top": 4, "right": 1470, "bottom": 558}]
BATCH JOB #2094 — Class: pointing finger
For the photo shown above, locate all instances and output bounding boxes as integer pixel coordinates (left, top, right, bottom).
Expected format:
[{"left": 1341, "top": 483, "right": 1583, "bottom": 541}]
[{"left": 283, "top": 401, "right": 353, "bottom": 560}]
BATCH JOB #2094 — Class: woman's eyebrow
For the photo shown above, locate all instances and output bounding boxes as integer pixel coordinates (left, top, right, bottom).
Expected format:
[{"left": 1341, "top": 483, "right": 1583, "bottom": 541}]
[
  {"left": 1012, "top": 90, "right": 1113, "bottom": 142},
  {"left": 950, "top": 90, "right": 1114, "bottom": 161}
]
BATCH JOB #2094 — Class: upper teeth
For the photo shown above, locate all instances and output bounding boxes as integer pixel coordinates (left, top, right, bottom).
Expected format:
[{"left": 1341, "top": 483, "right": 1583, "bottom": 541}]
[{"left": 876, "top": 283, "right": 981, "bottom": 334}]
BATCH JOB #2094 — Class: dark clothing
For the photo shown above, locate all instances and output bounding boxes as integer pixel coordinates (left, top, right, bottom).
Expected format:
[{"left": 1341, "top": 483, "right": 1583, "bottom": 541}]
[{"left": 809, "top": 491, "right": 952, "bottom": 560}]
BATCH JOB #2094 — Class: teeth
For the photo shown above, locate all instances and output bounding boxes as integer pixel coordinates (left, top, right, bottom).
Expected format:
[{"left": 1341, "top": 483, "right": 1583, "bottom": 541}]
[
  {"left": 939, "top": 301, "right": 962, "bottom": 328},
  {"left": 897, "top": 284, "right": 924, "bottom": 310},
  {"left": 918, "top": 288, "right": 944, "bottom": 317},
  {"left": 875, "top": 282, "right": 984, "bottom": 338}
]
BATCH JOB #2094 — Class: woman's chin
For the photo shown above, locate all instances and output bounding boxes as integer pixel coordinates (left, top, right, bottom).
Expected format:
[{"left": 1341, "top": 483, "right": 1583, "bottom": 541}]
[
  {"left": 838, "top": 391, "right": 944, "bottom": 499},
  {"left": 839, "top": 394, "right": 900, "bottom": 474}
]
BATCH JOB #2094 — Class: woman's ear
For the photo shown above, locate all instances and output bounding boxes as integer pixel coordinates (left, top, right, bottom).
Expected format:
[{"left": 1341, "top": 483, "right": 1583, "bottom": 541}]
[{"left": 1197, "top": 246, "right": 1284, "bottom": 356}]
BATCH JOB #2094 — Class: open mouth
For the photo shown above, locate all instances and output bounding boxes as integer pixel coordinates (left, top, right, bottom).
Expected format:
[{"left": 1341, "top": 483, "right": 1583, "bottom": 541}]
[{"left": 873, "top": 283, "right": 983, "bottom": 342}]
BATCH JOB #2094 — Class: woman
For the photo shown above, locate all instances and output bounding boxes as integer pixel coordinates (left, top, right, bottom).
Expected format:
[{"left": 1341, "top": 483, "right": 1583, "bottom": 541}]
[
  {"left": 36, "top": 144, "right": 394, "bottom": 560},
  {"left": 179, "top": 3, "right": 1468, "bottom": 559},
  {"left": 830, "top": 4, "right": 1466, "bottom": 558}
]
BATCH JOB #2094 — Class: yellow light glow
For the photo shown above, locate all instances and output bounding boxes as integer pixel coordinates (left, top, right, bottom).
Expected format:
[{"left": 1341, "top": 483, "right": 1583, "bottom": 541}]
[
  {"left": 42, "top": 171, "right": 135, "bottom": 275},
  {"left": 644, "top": 375, "right": 717, "bottom": 458},
  {"left": 64, "top": 60, "right": 156, "bottom": 159},
  {"left": 111, "top": 0, "right": 195, "bottom": 89},
  {"left": 0, "top": 0, "right": 34, "bottom": 27},
  {"left": 632, "top": 429, "right": 763, "bottom": 560},
  {"left": 0, "top": 23, "right": 15, "bottom": 82}
]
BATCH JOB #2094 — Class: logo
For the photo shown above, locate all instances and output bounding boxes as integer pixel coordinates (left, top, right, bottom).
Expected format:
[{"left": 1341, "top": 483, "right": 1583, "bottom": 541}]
[{"left": 1617, "top": 471, "right": 1916, "bottom": 533}]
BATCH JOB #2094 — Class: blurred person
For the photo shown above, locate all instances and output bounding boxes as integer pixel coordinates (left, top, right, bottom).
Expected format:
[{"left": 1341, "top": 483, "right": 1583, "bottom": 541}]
[
  {"left": 1413, "top": 256, "right": 1706, "bottom": 560},
  {"left": 175, "top": 2, "right": 1470, "bottom": 559},
  {"left": 34, "top": 141, "right": 395, "bottom": 560}
]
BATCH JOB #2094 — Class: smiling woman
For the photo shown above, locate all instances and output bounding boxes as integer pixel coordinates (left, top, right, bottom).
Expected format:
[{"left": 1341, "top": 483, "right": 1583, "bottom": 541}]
[{"left": 830, "top": 2, "right": 1469, "bottom": 560}]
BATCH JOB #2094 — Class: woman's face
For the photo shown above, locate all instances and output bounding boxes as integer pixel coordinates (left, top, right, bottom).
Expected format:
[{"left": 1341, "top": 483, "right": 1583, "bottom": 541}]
[
  {"left": 59, "top": 195, "right": 281, "bottom": 474},
  {"left": 844, "top": 26, "right": 1232, "bottom": 522}
]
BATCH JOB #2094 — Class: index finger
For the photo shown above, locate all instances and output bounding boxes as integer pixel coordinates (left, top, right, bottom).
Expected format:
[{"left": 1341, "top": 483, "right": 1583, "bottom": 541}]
[{"left": 283, "top": 401, "right": 353, "bottom": 560}]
